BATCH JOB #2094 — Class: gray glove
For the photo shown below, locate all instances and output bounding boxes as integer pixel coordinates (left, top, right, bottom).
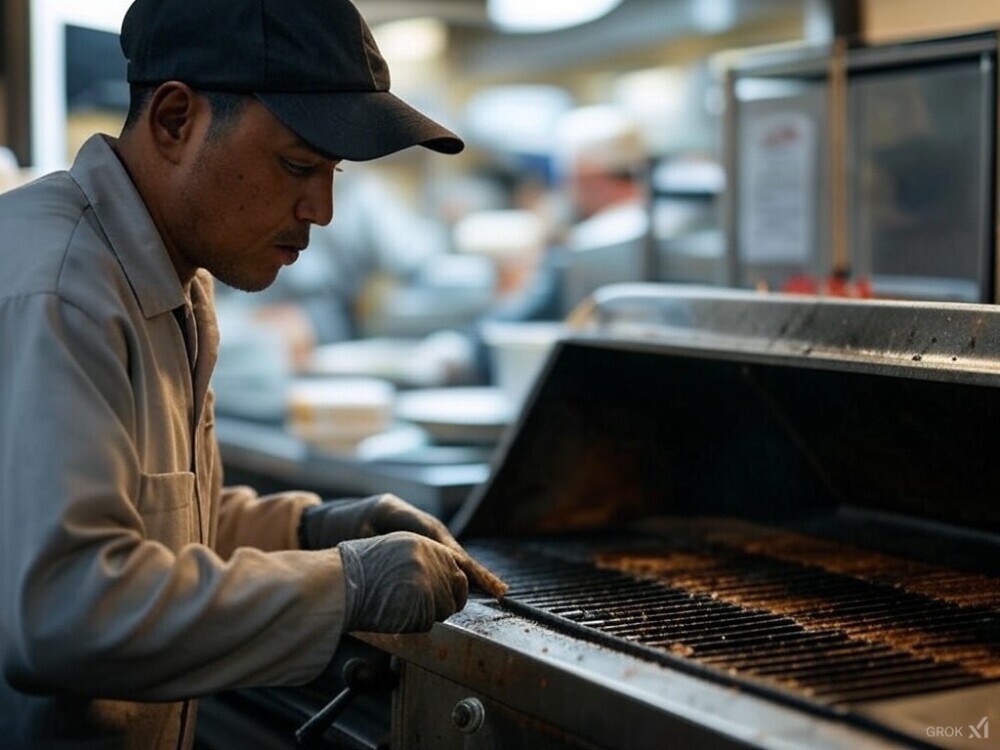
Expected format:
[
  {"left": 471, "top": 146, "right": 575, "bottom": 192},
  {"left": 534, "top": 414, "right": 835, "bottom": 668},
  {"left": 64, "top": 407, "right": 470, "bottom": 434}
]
[
  {"left": 300, "top": 493, "right": 455, "bottom": 550},
  {"left": 338, "top": 531, "right": 470, "bottom": 633},
  {"left": 303, "top": 494, "right": 509, "bottom": 601}
]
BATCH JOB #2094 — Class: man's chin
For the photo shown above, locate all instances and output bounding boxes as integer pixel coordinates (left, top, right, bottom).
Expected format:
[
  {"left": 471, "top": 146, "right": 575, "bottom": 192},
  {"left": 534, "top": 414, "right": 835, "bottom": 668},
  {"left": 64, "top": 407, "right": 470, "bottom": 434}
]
[{"left": 213, "top": 268, "right": 280, "bottom": 293}]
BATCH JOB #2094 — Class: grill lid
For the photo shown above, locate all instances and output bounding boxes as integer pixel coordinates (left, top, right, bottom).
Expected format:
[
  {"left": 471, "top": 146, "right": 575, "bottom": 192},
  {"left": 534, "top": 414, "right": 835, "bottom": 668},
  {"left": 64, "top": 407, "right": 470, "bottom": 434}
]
[{"left": 452, "top": 285, "right": 1000, "bottom": 544}]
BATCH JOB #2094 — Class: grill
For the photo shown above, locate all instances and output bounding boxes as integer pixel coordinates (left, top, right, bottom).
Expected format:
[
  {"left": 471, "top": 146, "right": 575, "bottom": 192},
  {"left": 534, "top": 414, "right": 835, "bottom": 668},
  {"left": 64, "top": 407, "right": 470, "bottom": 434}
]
[
  {"left": 469, "top": 528, "right": 999, "bottom": 706},
  {"left": 358, "top": 285, "right": 1000, "bottom": 750}
]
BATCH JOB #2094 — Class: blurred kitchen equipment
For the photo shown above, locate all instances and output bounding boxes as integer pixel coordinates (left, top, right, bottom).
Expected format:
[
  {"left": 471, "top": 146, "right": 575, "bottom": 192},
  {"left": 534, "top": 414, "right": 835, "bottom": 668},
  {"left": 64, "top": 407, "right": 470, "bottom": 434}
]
[
  {"left": 212, "top": 304, "right": 293, "bottom": 420},
  {"left": 394, "top": 387, "right": 512, "bottom": 445},
  {"left": 726, "top": 31, "right": 996, "bottom": 301},
  {"left": 286, "top": 378, "right": 395, "bottom": 454},
  {"left": 453, "top": 209, "right": 545, "bottom": 298},
  {"left": 308, "top": 330, "right": 474, "bottom": 388},
  {"left": 480, "top": 320, "right": 566, "bottom": 408},
  {"left": 357, "top": 254, "right": 497, "bottom": 339}
]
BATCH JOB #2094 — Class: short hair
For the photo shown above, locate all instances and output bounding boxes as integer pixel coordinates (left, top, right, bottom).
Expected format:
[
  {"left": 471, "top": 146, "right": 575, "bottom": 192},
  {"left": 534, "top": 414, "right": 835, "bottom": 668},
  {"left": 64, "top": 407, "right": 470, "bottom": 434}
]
[
  {"left": 122, "top": 84, "right": 251, "bottom": 141},
  {"left": 554, "top": 105, "right": 647, "bottom": 180}
]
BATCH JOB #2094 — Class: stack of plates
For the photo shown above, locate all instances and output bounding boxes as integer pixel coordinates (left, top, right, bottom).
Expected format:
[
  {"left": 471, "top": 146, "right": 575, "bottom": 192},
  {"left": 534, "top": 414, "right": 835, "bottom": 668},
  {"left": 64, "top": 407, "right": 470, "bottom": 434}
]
[
  {"left": 394, "top": 387, "right": 513, "bottom": 445},
  {"left": 286, "top": 378, "right": 395, "bottom": 453}
]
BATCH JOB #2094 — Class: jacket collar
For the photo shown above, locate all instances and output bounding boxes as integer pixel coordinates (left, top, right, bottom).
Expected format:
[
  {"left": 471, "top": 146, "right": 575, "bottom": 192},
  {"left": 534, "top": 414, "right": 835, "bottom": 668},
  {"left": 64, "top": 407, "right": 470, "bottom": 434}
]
[{"left": 69, "top": 134, "right": 187, "bottom": 320}]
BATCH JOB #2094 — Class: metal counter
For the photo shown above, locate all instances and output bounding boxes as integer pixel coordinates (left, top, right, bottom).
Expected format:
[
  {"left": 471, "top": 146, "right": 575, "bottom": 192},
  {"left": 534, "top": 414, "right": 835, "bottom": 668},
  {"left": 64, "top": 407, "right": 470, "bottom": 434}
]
[{"left": 215, "top": 414, "right": 492, "bottom": 520}]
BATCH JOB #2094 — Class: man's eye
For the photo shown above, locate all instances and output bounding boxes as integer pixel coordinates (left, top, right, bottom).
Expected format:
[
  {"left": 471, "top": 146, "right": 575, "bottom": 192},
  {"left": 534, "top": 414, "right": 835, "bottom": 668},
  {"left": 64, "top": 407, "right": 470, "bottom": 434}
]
[{"left": 281, "top": 158, "right": 315, "bottom": 176}]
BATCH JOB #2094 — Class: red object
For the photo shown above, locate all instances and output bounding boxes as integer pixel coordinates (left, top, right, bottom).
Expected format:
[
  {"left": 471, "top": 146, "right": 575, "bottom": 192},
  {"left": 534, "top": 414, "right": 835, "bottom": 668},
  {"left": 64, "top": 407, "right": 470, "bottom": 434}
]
[{"left": 780, "top": 274, "right": 872, "bottom": 299}]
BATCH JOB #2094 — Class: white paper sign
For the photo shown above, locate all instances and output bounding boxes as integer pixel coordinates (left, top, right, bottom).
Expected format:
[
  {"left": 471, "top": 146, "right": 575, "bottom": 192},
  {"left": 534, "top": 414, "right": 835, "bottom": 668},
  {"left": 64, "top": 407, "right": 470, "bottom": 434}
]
[{"left": 739, "top": 111, "right": 817, "bottom": 264}]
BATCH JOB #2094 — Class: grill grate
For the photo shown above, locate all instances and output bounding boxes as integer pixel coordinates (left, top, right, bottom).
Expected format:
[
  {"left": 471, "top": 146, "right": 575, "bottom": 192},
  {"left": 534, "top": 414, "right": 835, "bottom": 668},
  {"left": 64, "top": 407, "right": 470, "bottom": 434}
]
[{"left": 468, "top": 531, "right": 1000, "bottom": 707}]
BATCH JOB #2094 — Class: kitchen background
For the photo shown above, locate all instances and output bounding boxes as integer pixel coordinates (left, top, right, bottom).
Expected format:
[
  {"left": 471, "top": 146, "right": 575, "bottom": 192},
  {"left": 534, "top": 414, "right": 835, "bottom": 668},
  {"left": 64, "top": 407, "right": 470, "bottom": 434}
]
[
  {"left": 2, "top": 0, "right": 1000, "bottom": 462},
  {"left": 4, "top": 5, "right": 1000, "bottom": 747}
]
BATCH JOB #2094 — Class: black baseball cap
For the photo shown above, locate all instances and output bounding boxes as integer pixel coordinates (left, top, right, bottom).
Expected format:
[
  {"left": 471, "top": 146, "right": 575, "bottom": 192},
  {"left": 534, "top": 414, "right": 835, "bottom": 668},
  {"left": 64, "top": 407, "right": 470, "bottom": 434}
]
[{"left": 120, "top": 0, "right": 464, "bottom": 161}]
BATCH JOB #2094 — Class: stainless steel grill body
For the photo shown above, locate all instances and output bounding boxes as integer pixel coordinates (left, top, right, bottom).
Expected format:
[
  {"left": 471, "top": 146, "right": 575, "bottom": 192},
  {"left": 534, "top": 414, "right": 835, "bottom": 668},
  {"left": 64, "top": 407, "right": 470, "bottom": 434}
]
[{"left": 365, "top": 286, "right": 1000, "bottom": 750}]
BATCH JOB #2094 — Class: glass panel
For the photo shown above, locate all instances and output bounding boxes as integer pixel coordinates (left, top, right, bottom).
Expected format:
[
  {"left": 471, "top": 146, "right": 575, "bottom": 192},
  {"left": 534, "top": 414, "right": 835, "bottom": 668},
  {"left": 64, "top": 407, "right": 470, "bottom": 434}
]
[{"left": 850, "top": 59, "right": 993, "bottom": 301}]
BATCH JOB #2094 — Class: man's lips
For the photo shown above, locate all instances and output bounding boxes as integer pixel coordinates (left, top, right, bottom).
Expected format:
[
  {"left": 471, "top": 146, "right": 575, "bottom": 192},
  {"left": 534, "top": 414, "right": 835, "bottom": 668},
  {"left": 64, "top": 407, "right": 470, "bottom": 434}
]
[
  {"left": 276, "top": 244, "right": 304, "bottom": 265},
  {"left": 274, "top": 229, "right": 309, "bottom": 265}
]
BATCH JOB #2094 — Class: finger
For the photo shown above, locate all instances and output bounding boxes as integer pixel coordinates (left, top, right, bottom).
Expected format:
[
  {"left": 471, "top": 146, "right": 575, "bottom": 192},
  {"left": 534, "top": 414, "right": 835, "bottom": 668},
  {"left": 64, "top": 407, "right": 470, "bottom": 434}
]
[
  {"left": 452, "top": 568, "right": 470, "bottom": 611},
  {"left": 410, "top": 515, "right": 455, "bottom": 545},
  {"left": 411, "top": 520, "right": 465, "bottom": 555},
  {"left": 455, "top": 554, "right": 508, "bottom": 600},
  {"left": 378, "top": 496, "right": 457, "bottom": 543}
]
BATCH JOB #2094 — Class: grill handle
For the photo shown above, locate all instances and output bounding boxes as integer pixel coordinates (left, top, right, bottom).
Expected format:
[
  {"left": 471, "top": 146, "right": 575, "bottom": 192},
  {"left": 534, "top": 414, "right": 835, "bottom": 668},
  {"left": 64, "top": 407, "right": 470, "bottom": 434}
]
[{"left": 294, "top": 655, "right": 393, "bottom": 747}]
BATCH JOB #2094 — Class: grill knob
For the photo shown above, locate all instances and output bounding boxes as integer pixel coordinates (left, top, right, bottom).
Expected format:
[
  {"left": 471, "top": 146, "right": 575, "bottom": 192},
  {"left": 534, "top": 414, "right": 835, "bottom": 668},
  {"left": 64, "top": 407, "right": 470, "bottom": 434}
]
[{"left": 452, "top": 697, "right": 486, "bottom": 734}]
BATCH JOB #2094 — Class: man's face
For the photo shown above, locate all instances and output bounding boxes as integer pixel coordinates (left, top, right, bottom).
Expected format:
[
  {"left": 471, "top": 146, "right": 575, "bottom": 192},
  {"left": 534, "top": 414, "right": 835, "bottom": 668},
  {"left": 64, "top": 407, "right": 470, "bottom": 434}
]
[
  {"left": 568, "top": 162, "right": 622, "bottom": 222},
  {"left": 166, "top": 98, "right": 341, "bottom": 292}
]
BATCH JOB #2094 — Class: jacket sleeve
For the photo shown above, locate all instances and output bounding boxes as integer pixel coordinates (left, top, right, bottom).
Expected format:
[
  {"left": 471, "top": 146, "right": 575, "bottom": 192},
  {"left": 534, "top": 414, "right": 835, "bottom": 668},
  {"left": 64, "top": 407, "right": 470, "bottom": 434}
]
[
  {"left": 214, "top": 484, "right": 321, "bottom": 558},
  {"left": 0, "top": 292, "right": 346, "bottom": 702}
]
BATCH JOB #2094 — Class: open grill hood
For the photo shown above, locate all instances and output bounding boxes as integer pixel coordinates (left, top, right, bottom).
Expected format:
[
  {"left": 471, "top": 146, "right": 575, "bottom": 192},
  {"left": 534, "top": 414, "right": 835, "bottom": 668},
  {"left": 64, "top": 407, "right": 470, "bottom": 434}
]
[{"left": 453, "top": 283, "right": 1000, "bottom": 540}]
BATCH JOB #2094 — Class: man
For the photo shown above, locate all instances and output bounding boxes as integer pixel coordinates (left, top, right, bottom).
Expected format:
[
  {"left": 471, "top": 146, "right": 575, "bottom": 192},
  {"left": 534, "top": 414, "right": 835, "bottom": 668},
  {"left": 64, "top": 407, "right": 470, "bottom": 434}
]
[
  {"left": 226, "top": 167, "right": 452, "bottom": 349},
  {"left": 554, "top": 105, "right": 651, "bottom": 311},
  {"left": 0, "top": 0, "right": 502, "bottom": 747}
]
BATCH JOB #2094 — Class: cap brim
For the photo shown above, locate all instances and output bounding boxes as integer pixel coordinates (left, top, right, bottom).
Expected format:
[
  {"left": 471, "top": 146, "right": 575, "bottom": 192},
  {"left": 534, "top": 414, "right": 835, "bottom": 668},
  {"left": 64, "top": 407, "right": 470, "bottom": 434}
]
[{"left": 256, "top": 90, "right": 464, "bottom": 162}]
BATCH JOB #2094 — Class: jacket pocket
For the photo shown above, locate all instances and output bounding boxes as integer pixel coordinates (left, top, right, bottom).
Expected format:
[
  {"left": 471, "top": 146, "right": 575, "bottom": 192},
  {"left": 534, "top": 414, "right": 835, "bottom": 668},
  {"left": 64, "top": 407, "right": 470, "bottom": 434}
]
[{"left": 138, "top": 471, "right": 196, "bottom": 551}]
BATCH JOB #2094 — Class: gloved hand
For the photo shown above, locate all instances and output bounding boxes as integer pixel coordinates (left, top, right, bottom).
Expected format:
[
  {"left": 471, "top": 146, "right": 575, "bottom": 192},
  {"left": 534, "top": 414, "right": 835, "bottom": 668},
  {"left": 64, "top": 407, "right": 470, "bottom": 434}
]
[
  {"left": 338, "top": 531, "right": 470, "bottom": 633},
  {"left": 300, "top": 493, "right": 455, "bottom": 550},
  {"left": 304, "top": 494, "right": 509, "bottom": 600}
]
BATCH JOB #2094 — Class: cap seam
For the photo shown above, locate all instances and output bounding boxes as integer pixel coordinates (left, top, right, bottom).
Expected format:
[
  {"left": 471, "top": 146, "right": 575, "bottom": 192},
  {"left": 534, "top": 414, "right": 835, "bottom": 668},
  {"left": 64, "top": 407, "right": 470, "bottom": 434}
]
[
  {"left": 259, "top": 0, "right": 270, "bottom": 86},
  {"left": 357, "top": 15, "right": 378, "bottom": 88}
]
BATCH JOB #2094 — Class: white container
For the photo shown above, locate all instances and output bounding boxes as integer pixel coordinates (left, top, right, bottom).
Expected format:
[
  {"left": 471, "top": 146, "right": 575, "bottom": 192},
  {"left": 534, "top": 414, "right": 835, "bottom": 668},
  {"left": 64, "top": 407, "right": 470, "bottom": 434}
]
[
  {"left": 481, "top": 321, "right": 566, "bottom": 408},
  {"left": 286, "top": 377, "right": 395, "bottom": 453}
]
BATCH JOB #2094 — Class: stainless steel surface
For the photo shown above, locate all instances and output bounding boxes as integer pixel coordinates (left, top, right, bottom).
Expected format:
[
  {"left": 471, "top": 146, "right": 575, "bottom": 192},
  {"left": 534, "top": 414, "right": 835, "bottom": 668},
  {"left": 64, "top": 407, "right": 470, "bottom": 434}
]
[
  {"left": 377, "top": 286, "right": 1000, "bottom": 749},
  {"left": 361, "top": 599, "right": 916, "bottom": 750},
  {"left": 582, "top": 283, "right": 1000, "bottom": 374}
]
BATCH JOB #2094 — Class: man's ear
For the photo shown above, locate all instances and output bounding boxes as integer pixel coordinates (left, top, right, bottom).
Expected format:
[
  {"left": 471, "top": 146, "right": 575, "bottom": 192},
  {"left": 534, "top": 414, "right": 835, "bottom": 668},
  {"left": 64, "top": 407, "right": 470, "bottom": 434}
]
[{"left": 146, "top": 82, "right": 203, "bottom": 164}]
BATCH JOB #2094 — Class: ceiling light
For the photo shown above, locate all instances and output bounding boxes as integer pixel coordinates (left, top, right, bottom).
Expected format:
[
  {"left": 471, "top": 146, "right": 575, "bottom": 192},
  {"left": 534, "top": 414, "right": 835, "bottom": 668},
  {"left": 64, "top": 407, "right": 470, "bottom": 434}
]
[
  {"left": 691, "top": 0, "right": 737, "bottom": 33},
  {"left": 487, "top": 0, "right": 623, "bottom": 33},
  {"left": 372, "top": 18, "right": 448, "bottom": 63}
]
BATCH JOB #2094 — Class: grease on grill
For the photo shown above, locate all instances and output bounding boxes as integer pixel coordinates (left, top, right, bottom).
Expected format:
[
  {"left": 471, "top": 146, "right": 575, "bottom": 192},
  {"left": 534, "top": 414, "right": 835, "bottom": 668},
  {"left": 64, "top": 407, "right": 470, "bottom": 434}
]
[
  {"left": 700, "top": 526, "right": 1000, "bottom": 610},
  {"left": 470, "top": 526, "right": 1000, "bottom": 706},
  {"left": 595, "top": 544, "right": 1000, "bottom": 681}
]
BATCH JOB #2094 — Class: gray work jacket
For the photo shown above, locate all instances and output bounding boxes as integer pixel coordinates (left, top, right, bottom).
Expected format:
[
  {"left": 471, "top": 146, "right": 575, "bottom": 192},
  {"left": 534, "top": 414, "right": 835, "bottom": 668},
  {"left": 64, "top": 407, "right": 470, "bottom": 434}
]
[{"left": 0, "top": 135, "right": 346, "bottom": 749}]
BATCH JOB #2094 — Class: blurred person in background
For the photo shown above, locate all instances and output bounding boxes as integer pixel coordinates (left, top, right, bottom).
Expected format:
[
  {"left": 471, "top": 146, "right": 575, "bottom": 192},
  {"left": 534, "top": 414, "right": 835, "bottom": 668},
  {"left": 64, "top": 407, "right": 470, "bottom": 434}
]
[
  {"left": 557, "top": 104, "right": 650, "bottom": 251},
  {"left": 474, "top": 105, "right": 651, "bottom": 329},
  {"left": 0, "top": 0, "right": 504, "bottom": 747},
  {"left": 554, "top": 105, "right": 652, "bottom": 312},
  {"left": 461, "top": 106, "right": 651, "bottom": 387}
]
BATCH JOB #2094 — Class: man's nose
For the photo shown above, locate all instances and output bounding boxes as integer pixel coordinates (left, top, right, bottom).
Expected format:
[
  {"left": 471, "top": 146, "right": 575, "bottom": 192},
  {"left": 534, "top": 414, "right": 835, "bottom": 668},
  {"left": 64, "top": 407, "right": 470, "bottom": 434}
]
[{"left": 296, "top": 175, "right": 334, "bottom": 226}]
